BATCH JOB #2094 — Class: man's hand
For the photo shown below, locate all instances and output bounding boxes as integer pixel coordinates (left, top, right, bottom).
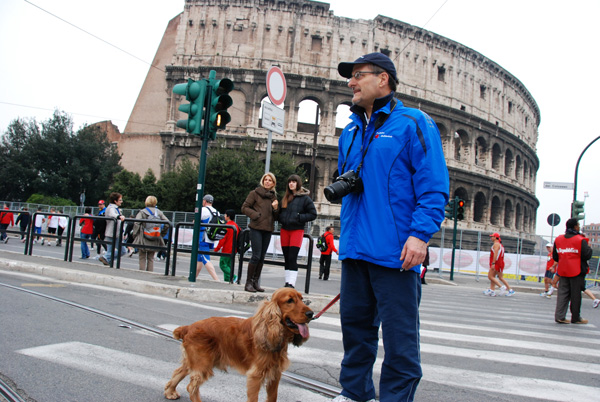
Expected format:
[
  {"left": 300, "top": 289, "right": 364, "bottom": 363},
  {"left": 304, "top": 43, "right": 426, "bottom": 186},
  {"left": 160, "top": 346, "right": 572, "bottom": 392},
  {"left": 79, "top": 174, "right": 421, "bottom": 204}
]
[{"left": 400, "top": 236, "right": 427, "bottom": 269}]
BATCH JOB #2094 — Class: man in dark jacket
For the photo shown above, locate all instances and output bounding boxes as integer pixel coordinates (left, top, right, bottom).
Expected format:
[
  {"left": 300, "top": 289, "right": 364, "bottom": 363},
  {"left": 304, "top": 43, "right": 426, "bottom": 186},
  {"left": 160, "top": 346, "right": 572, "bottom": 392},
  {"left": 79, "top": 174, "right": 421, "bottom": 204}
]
[{"left": 553, "top": 218, "right": 592, "bottom": 324}]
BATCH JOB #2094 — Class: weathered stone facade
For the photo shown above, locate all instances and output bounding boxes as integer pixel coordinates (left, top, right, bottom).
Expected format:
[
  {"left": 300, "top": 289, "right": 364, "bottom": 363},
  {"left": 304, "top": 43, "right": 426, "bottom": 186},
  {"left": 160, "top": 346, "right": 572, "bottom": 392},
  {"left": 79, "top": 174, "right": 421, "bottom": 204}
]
[{"left": 120, "top": 0, "right": 540, "bottom": 243}]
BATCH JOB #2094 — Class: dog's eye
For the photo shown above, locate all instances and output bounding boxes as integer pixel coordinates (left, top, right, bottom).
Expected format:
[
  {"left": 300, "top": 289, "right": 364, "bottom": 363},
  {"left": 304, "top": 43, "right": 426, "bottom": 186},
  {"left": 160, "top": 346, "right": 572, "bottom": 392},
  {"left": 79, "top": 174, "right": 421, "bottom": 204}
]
[{"left": 286, "top": 298, "right": 294, "bottom": 304}]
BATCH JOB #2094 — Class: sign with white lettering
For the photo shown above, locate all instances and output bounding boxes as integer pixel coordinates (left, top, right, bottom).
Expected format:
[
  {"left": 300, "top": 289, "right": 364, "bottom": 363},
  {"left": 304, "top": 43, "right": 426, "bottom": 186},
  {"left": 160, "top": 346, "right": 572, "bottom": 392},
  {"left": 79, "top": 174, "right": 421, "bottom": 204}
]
[
  {"left": 543, "top": 182, "right": 574, "bottom": 190},
  {"left": 261, "top": 102, "right": 285, "bottom": 134}
]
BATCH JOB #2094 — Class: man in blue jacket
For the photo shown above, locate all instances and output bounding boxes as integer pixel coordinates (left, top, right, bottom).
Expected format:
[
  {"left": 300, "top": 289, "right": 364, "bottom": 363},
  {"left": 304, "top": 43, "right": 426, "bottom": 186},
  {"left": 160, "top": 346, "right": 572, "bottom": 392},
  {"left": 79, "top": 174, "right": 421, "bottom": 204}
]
[{"left": 331, "top": 52, "right": 449, "bottom": 402}]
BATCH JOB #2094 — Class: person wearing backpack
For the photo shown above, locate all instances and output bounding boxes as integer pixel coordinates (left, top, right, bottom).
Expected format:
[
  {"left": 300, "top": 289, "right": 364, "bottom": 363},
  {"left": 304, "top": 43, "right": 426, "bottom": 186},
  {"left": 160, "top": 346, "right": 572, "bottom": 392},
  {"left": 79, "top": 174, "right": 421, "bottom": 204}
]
[
  {"left": 132, "top": 196, "right": 170, "bottom": 272},
  {"left": 318, "top": 226, "right": 338, "bottom": 281},
  {"left": 214, "top": 209, "right": 240, "bottom": 282},
  {"left": 277, "top": 174, "right": 317, "bottom": 288},
  {"left": 195, "top": 194, "right": 220, "bottom": 280}
]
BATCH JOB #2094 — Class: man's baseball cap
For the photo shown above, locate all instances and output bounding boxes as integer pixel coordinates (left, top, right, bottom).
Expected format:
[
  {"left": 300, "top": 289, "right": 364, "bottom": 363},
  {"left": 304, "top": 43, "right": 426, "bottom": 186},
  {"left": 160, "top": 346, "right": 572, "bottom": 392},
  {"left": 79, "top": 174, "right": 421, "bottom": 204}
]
[
  {"left": 546, "top": 244, "right": 553, "bottom": 249},
  {"left": 98, "top": 200, "right": 105, "bottom": 205},
  {"left": 338, "top": 52, "right": 398, "bottom": 83},
  {"left": 203, "top": 194, "right": 214, "bottom": 203},
  {"left": 489, "top": 232, "right": 501, "bottom": 240}
]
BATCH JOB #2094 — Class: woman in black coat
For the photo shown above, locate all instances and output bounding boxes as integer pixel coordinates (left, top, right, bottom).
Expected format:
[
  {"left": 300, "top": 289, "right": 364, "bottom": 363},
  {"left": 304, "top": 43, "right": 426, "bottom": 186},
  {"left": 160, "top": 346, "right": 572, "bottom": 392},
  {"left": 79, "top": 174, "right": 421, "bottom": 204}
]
[{"left": 278, "top": 174, "right": 317, "bottom": 288}]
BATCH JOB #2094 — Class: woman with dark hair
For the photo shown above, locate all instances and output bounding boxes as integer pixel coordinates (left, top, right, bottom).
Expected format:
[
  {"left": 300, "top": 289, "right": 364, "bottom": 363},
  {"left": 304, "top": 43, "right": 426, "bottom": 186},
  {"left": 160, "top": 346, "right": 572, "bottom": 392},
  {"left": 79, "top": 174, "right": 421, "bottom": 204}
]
[
  {"left": 241, "top": 172, "right": 279, "bottom": 293},
  {"left": 278, "top": 174, "right": 317, "bottom": 288}
]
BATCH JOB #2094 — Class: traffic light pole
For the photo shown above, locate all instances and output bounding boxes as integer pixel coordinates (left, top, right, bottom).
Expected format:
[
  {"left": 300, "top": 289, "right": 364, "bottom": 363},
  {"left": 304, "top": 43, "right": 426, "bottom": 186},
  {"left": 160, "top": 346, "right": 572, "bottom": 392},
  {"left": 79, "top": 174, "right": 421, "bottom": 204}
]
[
  {"left": 450, "top": 196, "right": 458, "bottom": 281},
  {"left": 188, "top": 74, "right": 215, "bottom": 282}
]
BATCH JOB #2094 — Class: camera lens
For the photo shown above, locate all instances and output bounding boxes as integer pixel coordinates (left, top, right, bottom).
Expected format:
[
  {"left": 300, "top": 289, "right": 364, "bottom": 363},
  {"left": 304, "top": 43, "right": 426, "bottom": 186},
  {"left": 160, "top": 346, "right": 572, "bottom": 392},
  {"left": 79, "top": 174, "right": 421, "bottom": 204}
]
[{"left": 324, "top": 180, "right": 351, "bottom": 203}]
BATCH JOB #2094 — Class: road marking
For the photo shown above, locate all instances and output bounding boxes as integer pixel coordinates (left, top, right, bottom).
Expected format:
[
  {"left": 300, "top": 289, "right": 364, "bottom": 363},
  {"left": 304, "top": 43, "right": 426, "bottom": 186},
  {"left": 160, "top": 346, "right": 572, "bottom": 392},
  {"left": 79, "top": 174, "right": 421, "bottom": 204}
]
[
  {"left": 17, "top": 342, "right": 331, "bottom": 402},
  {"left": 20, "top": 283, "right": 66, "bottom": 287}
]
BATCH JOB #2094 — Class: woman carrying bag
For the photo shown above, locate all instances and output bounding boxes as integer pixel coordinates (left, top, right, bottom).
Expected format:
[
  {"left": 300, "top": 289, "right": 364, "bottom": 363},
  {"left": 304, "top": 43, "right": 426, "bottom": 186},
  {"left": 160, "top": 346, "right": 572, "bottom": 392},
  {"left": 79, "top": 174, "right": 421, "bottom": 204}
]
[{"left": 133, "top": 196, "right": 170, "bottom": 272}]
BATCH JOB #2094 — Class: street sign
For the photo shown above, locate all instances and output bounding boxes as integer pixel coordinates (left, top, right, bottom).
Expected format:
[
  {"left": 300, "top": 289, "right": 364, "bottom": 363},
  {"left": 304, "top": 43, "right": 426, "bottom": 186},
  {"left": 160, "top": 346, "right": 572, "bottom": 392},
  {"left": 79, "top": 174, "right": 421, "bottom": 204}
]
[
  {"left": 547, "top": 213, "right": 560, "bottom": 227},
  {"left": 261, "top": 102, "right": 285, "bottom": 134},
  {"left": 543, "top": 182, "right": 574, "bottom": 190},
  {"left": 266, "top": 66, "right": 286, "bottom": 106}
]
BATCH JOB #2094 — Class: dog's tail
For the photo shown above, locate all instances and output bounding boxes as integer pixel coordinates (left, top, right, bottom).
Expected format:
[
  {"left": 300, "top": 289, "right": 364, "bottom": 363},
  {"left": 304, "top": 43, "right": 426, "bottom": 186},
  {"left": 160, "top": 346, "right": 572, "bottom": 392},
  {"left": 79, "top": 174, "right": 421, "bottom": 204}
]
[{"left": 173, "top": 325, "right": 189, "bottom": 341}]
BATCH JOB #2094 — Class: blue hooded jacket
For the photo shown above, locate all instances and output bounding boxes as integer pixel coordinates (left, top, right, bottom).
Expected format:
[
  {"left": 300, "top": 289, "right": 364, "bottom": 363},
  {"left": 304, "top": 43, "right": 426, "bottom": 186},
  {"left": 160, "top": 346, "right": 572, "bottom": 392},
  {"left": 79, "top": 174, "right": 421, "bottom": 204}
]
[{"left": 337, "top": 94, "right": 449, "bottom": 271}]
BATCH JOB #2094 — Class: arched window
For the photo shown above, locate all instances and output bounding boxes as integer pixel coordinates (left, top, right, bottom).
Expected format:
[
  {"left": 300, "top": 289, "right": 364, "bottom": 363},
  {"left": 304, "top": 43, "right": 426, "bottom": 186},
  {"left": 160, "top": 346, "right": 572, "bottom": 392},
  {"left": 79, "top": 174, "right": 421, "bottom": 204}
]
[
  {"left": 297, "top": 99, "right": 321, "bottom": 133},
  {"left": 335, "top": 103, "right": 351, "bottom": 136}
]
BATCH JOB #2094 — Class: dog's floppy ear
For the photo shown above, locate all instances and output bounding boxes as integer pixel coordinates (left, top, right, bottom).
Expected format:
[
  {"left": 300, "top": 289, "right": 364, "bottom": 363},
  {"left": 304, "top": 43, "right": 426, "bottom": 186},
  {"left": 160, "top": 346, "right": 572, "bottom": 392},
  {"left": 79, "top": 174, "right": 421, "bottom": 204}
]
[{"left": 252, "top": 299, "right": 284, "bottom": 352}]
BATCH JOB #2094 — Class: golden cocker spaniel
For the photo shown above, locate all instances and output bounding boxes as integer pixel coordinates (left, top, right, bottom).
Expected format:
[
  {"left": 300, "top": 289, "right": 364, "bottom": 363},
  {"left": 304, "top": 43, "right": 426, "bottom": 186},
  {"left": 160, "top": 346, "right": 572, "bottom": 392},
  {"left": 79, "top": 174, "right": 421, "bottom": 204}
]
[{"left": 164, "top": 287, "right": 313, "bottom": 402}]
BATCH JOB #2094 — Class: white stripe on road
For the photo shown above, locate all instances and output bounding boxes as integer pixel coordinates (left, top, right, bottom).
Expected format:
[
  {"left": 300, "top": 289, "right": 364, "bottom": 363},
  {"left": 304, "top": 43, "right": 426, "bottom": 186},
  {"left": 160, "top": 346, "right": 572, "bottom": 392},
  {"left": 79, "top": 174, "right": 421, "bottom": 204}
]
[{"left": 17, "top": 342, "right": 331, "bottom": 402}]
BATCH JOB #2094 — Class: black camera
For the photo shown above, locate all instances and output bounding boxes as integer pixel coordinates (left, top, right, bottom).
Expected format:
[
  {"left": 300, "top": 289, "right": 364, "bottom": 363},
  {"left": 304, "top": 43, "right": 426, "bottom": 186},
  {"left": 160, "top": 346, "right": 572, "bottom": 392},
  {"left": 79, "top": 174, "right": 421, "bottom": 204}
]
[{"left": 323, "top": 170, "right": 364, "bottom": 203}]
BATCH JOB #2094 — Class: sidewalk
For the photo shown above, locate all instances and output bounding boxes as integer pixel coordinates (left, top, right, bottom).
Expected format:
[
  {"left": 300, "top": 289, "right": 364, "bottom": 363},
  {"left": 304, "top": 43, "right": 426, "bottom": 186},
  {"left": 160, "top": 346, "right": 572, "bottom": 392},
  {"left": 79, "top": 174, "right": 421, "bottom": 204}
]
[{"left": 0, "top": 249, "right": 553, "bottom": 315}]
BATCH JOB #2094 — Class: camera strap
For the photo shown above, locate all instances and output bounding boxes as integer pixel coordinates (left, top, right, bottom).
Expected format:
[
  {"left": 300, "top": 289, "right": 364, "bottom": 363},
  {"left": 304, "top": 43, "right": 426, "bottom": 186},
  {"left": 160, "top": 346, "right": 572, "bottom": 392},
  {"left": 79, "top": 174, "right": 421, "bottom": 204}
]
[{"left": 342, "top": 98, "right": 397, "bottom": 175}]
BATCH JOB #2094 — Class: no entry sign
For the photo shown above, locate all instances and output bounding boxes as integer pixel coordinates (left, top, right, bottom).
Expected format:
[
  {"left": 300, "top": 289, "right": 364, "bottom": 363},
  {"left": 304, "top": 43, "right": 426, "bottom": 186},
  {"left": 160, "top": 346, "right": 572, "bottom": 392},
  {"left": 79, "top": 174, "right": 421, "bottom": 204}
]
[{"left": 266, "top": 66, "right": 287, "bottom": 106}]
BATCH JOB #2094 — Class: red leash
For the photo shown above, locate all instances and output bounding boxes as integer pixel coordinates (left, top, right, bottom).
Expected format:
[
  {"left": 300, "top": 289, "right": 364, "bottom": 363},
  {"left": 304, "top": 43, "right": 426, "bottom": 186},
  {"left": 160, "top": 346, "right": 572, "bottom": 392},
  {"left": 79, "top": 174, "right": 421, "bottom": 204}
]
[{"left": 313, "top": 293, "right": 340, "bottom": 320}]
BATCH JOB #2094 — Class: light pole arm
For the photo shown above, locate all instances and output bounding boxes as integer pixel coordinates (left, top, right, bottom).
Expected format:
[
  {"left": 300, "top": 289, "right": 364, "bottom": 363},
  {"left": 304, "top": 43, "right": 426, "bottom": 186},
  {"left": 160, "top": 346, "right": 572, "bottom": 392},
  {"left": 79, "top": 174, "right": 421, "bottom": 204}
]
[{"left": 573, "top": 135, "right": 600, "bottom": 202}]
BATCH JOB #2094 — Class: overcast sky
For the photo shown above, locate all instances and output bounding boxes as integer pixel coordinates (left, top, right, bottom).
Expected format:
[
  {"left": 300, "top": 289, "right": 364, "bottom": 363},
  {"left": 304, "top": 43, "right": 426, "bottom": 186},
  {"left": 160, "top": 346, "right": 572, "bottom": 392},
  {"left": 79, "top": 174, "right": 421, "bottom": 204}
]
[{"left": 1, "top": 0, "right": 599, "bottom": 239}]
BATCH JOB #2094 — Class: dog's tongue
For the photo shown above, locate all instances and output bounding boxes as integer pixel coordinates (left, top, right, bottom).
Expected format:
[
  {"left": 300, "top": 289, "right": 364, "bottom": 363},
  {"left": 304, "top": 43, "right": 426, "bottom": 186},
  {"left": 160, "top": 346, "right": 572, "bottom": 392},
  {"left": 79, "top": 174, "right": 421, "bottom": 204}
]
[{"left": 297, "top": 323, "right": 309, "bottom": 338}]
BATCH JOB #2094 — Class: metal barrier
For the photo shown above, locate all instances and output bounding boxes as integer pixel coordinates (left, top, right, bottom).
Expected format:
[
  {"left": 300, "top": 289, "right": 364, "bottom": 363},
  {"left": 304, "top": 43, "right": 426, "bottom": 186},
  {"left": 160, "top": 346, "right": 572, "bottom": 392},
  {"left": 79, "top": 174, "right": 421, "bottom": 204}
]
[
  {"left": 0, "top": 209, "right": 31, "bottom": 252},
  {"left": 116, "top": 217, "right": 172, "bottom": 273},
  {"left": 171, "top": 222, "right": 238, "bottom": 283},
  {"left": 27, "top": 212, "right": 73, "bottom": 261},
  {"left": 236, "top": 230, "right": 315, "bottom": 294}
]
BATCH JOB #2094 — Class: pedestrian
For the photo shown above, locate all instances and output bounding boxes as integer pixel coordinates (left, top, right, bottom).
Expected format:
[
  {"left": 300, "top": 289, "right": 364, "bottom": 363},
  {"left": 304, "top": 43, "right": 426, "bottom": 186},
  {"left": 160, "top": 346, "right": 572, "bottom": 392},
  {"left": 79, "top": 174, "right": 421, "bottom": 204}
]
[
  {"left": 0, "top": 203, "right": 15, "bottom": 243},
  {"left": 99, "top": 193, "right": 128, "bottom": 266},
  {"left": 33, "top": 207, "right": 45, "bottom": 244},
  {"left": 241, "top": 172, "right": 279, "bottom": 293},
  {"left": 553, "top": 218, "right": 593, "bottom": 324},
  {"left": 15, "top": 207, "right": 31, "bottom": 243},
  {"left": 56, "top": 210, "right": 67, "bottom": 246},
  {"left": 46, "top": 207, "right": 58, "bottom": 246},
  {"left": 421, "top": 246, "right": 430, "bottom": 285},
  {"left": 277, "top": 174, "right": 317, "bottom": 288},
  {"left": 318, "top": 225, "right": 338, "bottom": 281},
  {"left": 483, "top": 233, "right": 515, "bottom": 296},
  {"left": 132, "top": 196, "right": 169, "bottom": 272},
  {"left": 93, "top": 200, "right": 107, "bottom": 254},
  {"left": 333, "top": 52, "right": 449, "bottom": 402},
  {"left": 540, "top": 244, "right": 557, "bottom": 297},
  {"left": 214, "top": 209, "right": 240, "bottom": 282},
  {"left": 79, "top": 207, "right": 94, "bottom": 259},
  {"left": 123, "top": 214, "right": 137, "bottom": 256},
  {"left": 195, "top": 194, "right": 221, "bottom": 280}
]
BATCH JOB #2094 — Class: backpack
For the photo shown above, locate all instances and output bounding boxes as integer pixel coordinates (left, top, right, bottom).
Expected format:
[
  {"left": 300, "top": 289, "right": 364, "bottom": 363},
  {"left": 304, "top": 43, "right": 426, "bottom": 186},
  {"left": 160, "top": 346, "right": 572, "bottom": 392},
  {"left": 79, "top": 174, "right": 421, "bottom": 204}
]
[
  {"left": 205, "top": 208, "right": 228, "bottom": 241},
  {"left": 143, "top": 207, "right": 163, "bottom": 240},
  {"left": 316, "top": 234, "right": 328, "bottom": 252}
]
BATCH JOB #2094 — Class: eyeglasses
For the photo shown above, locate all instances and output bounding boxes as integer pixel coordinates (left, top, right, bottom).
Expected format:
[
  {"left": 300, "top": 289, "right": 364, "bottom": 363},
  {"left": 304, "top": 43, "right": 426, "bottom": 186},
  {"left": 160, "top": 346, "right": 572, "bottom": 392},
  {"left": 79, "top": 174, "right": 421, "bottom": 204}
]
[{"left": 347, "top": 70, "right": 382, "bottom": 82}]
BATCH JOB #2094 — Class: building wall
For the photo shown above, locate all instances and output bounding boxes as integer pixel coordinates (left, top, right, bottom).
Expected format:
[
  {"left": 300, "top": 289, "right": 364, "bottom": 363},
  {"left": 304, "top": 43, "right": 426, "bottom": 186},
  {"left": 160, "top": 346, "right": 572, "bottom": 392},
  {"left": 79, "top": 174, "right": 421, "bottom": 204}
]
[{"left": 117, "top": 0, "right": 540, "bottom": 240}]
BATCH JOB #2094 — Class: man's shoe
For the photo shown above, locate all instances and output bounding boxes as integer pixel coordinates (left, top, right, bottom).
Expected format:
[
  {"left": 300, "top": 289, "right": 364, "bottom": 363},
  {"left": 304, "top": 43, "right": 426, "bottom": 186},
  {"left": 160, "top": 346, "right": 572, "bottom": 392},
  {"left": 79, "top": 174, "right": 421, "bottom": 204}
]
[
  {"left": 4, "top": 237, "right": 9, "bottom": 243},
  {"left": 284, "top": 282, "right": 295, "bottom": 288},
  {"left": 98, "top": 256, "right": 109, "bottom": 266},
  {"left": 593, "top": 299, "right": 600, "bottom": 309},
  {"left": 332, "top": 395, "right": 377, "bottom": 402},
  {"left": 572, "top": 318, "right": 588, "bottom": 324},
  {"left": 555, "top": 319, "right": 570, "bottom": 324}
]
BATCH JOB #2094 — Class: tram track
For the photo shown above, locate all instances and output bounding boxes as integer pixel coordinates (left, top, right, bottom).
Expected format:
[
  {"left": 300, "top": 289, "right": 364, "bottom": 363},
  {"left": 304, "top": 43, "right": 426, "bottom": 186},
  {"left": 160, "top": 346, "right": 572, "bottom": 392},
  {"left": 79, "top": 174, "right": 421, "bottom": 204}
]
[{"left": 0, "top": 281, "right": 341, "bottom": 399}]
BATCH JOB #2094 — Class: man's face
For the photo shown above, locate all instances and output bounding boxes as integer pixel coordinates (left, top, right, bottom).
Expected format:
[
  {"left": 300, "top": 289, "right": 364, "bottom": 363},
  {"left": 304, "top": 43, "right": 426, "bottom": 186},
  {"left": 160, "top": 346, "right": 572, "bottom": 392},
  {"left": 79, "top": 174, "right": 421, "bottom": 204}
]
[{"left": 347, "top": 64, "right": 387, "bottom": 109}]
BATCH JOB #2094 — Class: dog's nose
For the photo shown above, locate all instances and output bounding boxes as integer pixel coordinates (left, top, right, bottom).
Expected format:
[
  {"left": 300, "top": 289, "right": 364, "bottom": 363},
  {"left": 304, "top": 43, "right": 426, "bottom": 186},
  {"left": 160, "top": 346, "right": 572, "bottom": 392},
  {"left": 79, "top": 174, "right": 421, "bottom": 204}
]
[{"left": 306, "top": 311, "right": 314, "bottom": 320}]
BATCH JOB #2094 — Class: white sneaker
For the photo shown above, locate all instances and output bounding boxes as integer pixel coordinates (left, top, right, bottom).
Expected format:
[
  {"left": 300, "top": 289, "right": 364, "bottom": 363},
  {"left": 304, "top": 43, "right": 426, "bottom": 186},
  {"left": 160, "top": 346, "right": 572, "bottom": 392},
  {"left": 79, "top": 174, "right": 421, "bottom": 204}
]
[
  {"left": 505, "top": 290, "right": 515, "bottom": 297},
  {"left": 540, "top": 291, "right": 548, "bottom": 297},
  {"left": 593, "top": 299, "right": 600, "bottom": 309},
  {"left": 489, "top": 291, "right": 497, "bottom": 297},
  {"left": 483, "top": 289, "right": 493, "bottom": 295},
  {"left": 332, "top": 395, "right": 377, "bottom": 402}
]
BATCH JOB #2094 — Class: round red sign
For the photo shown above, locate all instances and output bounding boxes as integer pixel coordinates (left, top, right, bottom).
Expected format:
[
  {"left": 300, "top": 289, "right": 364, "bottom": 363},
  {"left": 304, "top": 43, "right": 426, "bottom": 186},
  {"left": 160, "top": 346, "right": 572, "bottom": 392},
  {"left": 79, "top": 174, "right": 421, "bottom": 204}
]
[{"left": 266, "top": 66, "right": 287, "bottom": 106}]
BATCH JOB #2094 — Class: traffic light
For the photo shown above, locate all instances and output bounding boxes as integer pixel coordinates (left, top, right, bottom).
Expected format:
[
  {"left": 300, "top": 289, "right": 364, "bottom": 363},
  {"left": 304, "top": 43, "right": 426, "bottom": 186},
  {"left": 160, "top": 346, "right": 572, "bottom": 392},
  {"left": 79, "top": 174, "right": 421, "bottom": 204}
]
[
  {"left": 571, "top": 200, "right": 585, "bottom": 220},
  {"left": 456, "top": 199, "right": 465, "bottom": 220},
  {"left": 206, "top": 76, "right": 234, "bottom": 140},
  {"left": 173, "top": 79, "right": 206, "bottom": 135},
  {"left": 445, "top": 199, "right": 455, "bottom": 220}
]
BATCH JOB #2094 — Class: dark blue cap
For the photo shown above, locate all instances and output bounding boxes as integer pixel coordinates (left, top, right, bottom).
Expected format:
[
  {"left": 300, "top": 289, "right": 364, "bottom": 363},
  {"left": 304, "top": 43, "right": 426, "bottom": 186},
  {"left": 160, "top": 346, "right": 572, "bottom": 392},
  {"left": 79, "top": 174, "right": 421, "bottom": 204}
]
[{"left": 338, "top": 52, "right": 398, "bottom": 83}]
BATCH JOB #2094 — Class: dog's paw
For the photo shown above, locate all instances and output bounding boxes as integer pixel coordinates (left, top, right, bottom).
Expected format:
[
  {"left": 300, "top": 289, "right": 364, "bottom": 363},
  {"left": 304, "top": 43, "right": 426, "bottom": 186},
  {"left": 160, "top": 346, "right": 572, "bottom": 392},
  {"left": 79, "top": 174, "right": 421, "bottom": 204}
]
[{"left": 164, "top": 384, "right": 181, "bottom": 400}]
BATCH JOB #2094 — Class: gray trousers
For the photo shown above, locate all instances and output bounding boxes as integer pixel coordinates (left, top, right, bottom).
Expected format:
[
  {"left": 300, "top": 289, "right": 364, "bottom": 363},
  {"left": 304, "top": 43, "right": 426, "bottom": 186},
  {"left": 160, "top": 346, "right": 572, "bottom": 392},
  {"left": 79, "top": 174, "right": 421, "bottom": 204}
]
[{"left": 554, "top": 274, "right": 586, "bottom": 322}]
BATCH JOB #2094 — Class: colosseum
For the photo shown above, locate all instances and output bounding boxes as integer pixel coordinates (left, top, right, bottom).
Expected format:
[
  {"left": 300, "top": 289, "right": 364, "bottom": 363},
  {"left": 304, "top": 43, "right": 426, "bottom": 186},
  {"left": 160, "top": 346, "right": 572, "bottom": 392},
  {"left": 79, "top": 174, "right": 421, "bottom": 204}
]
[{"left": 116, "top": 0, "right": 540, "bottom": 251}]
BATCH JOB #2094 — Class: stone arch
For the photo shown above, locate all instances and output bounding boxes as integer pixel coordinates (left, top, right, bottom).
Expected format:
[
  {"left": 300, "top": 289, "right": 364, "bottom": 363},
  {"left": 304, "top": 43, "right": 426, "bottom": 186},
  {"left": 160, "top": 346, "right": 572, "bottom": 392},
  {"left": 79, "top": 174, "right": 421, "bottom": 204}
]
[
  {"left": 454, "top": 129, "right": 469, "bottom": 161},
  {"left": 504, "top": 199, "right": 513, "bottom": 229},
  {"left": 473, "top": 192, "right": 487, "bottom": 223},
  {"left": 516, "top": 155, "right": 523, "bottom": 182},
  {"left": 335, "top": 102, "right": 352, "bottom": 136},
  {"left": 296, "top": 97, "right": 323, "bottom": 134},
  {"left": 515, "top": 203, "right": 522, "bottom": 230},
  {"left": 523, "top": 205, "right": 531, "bottom": 233},
  {"left": 490, "top": 196, "right": 502, "bottom": 226},
  {"left": 491, "top": 143, "right": 502, "bottom": 171},
  {"left": 524, "top": 160, "right": 529, "bottom": 187},
  {"left": 505, "top": 148, "right": 514, "bottom": 177},
  {"left": 437, "top": 122, "right": 449, "bottom": 155},
  {"left": 475, "top": 136, "right": 488, "bottom": 167}
]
